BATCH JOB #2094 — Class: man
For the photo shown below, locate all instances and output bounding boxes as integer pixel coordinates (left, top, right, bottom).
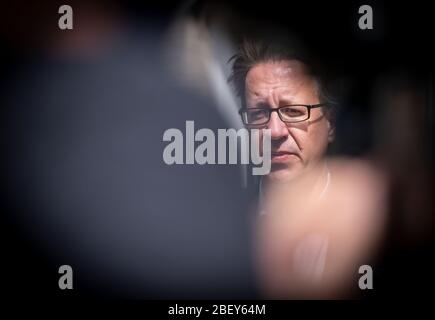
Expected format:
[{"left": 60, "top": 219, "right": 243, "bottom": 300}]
[
  {"left": 229, "top": 38, "right": 387, "bottom": 298},
  {"left": 229, "top": 38, "right": 336, "bottom": 207}
]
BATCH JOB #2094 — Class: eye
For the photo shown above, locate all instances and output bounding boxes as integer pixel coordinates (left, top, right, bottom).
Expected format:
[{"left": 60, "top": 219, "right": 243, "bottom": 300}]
[
  {"left": 250, "top": 110, "right": 265, "bottom": 119},
  {"left": 281, "top": 106, "right": 306, "bottom": 117},
  {"left": 247, "top": 109, "right": 268, "bottom": 122}
]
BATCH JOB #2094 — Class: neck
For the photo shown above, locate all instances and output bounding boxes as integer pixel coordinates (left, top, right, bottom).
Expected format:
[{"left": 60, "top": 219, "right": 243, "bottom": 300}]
[{"left": 261, "top": 160, "right": 329, "bottom": 200}]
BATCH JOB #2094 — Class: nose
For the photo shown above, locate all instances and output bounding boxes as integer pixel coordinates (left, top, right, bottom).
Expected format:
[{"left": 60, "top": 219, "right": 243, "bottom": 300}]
[{"left": 268, "top": 110, "right": 289, "bottom": 140}]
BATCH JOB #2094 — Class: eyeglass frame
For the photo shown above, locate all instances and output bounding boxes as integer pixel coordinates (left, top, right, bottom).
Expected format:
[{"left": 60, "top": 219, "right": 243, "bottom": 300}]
[{"left": 238, "top": 103, "right": 329, "bottom": 126}]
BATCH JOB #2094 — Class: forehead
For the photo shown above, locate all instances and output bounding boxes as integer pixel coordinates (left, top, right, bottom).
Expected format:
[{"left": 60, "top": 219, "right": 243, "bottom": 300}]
[{"left": 245, "top": 60, "right": 316, "bottom": 101}]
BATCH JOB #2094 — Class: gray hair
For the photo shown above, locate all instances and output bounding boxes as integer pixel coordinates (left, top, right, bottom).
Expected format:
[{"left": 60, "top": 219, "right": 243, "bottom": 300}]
[{"left": 228, "top": 37, "right": 338, "bottom": 109}]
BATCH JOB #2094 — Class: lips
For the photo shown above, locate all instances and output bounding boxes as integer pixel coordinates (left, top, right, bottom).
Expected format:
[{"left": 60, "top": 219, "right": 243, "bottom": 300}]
[
  {"left": 271, "top": 150, "right": 298, "bottom": 163},
  {"left": 272, "top": 151, "right": 292, "bottom": 156}
]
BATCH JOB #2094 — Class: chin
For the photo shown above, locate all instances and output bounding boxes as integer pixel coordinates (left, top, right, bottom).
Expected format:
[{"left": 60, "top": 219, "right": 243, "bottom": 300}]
[{"left": 267, "top": 163, "right": 304, "bottom": 183}]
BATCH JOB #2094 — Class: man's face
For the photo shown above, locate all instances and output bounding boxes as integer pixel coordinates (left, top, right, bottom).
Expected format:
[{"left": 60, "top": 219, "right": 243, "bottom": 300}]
[{"left": 245, "top": 60, "right": 333, "bottom": 183}]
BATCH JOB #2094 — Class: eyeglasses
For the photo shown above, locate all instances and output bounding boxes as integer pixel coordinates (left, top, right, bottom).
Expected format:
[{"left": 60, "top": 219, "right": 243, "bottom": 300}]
[{"left": 239, "top": 104, "right": 327, "bottom": 126}]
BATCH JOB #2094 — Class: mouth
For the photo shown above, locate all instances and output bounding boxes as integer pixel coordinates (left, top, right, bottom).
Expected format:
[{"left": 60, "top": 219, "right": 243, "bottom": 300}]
[{"left": 271, "top": 151, "right": 298, "bottom": 163}]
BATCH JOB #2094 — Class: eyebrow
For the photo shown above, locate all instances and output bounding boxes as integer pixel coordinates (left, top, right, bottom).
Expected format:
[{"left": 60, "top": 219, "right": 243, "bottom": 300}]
[
  {"left": 249, "top": 98, "right": 297, "bottom": 109},
  {"left": 279, "top": 97, "right": 298, "bottom": 105},
  {"left": 249, "top": 102, "right": 270, "bottom": 109}
]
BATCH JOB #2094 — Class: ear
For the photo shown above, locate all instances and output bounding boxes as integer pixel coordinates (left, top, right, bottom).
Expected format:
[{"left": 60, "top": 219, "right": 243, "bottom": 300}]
[
  {"left": 325, "top": 108, "right": 336, "bottom": 143},
  {"left": 327, "top": 120, "right": 335, "bottom": 143}
]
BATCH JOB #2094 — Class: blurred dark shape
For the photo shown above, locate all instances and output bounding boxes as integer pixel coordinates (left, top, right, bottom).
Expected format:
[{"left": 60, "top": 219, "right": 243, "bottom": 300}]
[
  {"left": 1, "top": 1, "right": 257, "bottom": 299},
  {"left": 370, "top": 74, "right": 435, "bottom": 298}
]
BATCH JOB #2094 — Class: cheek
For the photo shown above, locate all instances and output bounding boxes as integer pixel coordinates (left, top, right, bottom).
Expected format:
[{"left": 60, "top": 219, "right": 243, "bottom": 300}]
[
  {"left": 286, "top": 122, "right": 306, "bottom": 145},
  {"left": 306, "top": 121, "right": 330, "bottom": 155},
  {"left": 287, "top": 120, "right": 329, "bottom": 158}
]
